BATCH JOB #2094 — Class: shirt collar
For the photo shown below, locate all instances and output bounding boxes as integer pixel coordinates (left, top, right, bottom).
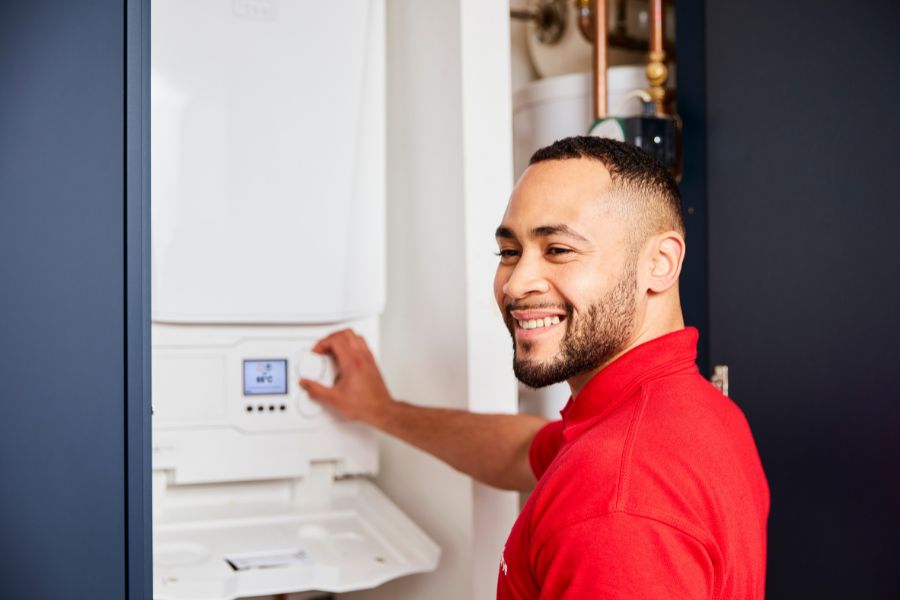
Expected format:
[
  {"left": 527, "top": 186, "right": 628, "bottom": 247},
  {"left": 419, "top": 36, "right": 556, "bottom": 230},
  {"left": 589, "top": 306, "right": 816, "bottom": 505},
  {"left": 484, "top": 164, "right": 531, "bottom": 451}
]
[{"left": 560, "top": 327, "right": 700, "bottom": 441}]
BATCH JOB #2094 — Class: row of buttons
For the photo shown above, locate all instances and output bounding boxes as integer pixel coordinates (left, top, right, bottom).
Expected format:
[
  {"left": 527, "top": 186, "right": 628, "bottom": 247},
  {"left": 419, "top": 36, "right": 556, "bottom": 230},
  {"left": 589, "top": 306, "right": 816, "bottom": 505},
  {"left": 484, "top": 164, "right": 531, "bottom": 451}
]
[{"left": 245, "top": 404, "right": 287, "bottom": 413}]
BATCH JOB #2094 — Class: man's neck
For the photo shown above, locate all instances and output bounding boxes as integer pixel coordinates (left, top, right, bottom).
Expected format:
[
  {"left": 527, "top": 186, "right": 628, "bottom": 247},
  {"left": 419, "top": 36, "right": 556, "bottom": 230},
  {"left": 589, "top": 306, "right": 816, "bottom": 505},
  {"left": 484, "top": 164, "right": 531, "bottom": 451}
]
[{"left": 567, "top": 313, "right": 686, "bottom": 398}]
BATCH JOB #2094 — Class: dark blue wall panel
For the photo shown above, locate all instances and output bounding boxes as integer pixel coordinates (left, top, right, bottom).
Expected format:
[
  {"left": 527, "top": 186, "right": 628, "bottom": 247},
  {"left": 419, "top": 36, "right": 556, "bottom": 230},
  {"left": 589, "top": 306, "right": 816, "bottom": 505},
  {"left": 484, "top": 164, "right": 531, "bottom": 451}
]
[
  {"left": 675, "top": 0, "right": 709, "bottom": 374},
  {"left": 126, "top": 0, "right": 153, "bottom": 597},
  {"left": 0, "top": 0, "right": 150, "bottom": 597},
  {"left": 704, "top": 0, "right": 900, "bottom": 597}
]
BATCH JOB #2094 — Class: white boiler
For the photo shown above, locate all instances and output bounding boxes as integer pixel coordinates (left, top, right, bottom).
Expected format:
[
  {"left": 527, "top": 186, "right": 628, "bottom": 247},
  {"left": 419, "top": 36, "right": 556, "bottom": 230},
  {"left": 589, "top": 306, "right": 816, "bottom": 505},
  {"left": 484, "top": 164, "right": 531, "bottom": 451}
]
[{"left": 150, "top": 1, "right": 439, "bottom": 598}]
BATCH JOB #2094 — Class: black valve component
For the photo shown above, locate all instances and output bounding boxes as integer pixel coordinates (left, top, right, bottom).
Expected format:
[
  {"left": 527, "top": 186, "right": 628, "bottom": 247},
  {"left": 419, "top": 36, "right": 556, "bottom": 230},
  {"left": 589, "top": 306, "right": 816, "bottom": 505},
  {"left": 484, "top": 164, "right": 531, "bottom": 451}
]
[
  {"left": 622, "top": 115, "right": 680, "bottom": 176},
  {"left": 589, "top": 113, "right": 682, "bottom": 180}
]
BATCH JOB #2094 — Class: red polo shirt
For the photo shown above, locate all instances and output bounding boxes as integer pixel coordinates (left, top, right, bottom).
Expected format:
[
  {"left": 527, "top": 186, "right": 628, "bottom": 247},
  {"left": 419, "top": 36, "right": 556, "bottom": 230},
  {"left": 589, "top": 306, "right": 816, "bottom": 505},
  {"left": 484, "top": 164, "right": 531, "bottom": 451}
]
[{"left": 497, "top": 328, "right": 769, "bottom": 599}]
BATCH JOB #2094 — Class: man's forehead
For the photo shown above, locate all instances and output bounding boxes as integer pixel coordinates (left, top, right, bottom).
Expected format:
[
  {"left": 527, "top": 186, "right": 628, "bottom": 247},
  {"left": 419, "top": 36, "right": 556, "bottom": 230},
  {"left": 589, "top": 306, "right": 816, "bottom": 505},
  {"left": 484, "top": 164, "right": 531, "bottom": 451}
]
[{"left": 500, "top": 158, "right": 617, "bottom": 231}]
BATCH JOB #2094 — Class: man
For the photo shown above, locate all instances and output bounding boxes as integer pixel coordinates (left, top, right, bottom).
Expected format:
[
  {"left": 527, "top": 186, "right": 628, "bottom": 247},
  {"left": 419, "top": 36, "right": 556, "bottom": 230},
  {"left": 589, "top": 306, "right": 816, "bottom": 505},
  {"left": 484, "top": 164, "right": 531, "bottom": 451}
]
[{"left": 300, "top": 137, "right": 769, "bottom": 598}]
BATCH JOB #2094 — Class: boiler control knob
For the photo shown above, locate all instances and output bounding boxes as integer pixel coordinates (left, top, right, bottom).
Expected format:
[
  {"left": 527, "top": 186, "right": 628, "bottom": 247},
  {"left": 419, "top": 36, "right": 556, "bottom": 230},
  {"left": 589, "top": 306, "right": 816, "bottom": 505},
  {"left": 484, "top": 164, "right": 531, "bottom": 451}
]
[{"left": 297, "top": 352, "right": 337, "bottom": 387}]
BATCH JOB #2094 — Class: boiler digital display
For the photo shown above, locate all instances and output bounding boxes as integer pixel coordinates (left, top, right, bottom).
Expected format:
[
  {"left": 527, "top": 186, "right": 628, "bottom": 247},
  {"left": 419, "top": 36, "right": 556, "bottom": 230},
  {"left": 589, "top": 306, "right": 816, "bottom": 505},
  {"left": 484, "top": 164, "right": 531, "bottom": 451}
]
[{"left": 243, "top": 359, "right": 288, "bottom": 395}]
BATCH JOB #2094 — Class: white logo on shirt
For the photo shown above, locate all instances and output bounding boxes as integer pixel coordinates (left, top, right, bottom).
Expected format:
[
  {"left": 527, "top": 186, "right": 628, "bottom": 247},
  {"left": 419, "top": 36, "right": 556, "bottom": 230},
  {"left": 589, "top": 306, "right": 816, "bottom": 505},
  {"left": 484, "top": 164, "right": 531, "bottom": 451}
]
[{"left": 499, "top": 545, "right": 508, "bottom": 576}]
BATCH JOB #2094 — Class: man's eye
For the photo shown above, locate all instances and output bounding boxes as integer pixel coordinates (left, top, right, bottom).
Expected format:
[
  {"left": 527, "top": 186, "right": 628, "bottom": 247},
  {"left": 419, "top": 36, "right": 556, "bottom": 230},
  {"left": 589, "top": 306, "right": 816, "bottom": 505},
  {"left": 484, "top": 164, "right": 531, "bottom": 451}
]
[
  {"left": 547, "top": 247, "right": 573, "bottom": 256},
  {"left": 495, "top": 249, "right": 520, "bottom": 260}
]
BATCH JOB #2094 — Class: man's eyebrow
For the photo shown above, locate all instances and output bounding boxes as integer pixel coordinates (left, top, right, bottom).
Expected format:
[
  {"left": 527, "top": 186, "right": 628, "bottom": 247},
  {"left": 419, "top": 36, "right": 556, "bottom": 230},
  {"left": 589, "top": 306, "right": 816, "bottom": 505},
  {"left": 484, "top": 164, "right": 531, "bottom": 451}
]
[
  {"left": 531, "top": 224, "right": 589, "bottom": 242},
  {"left": 495, "top": 226, "right": 517, "bottom": 240}
]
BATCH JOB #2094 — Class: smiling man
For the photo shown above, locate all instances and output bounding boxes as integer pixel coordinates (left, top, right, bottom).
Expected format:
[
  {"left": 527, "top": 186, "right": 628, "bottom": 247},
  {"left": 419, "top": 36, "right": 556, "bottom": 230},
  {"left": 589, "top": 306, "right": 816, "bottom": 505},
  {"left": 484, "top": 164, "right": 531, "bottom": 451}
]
[{"left": 300, "top": 137, "right": 769, "bottom": 599}]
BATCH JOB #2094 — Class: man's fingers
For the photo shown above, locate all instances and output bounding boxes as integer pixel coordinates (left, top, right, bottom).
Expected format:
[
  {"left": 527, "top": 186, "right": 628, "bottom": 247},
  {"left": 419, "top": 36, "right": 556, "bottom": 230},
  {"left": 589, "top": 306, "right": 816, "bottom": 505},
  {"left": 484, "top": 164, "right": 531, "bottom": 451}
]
[
  {"left": 311, "top": 329, "right": 350, "bottom": 354},
  {"left": 358, "top": 335, "right": 376, "bottom": 360},
  {"left": 309, "top": 332, "right": 349, "bottom": 368},
  {"left": 328, "top": 334, "right": 360, "bottom": 372},
  {"left": 299, "top": 378, "right": 333, "bottom": 402},
  {"left": 348, "top": 332, "right": 368, "bottom": 353},
  {"left": 312, "top": 329, "right": 370, "bottom": 371}
]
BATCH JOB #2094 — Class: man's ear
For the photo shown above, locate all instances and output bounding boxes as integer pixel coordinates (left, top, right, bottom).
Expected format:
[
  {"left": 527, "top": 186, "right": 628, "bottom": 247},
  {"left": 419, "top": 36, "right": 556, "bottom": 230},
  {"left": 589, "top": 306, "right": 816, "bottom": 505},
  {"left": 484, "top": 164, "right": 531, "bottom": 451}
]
[{"left": 646, "top": 231, "right": 686, "bottom": 294}]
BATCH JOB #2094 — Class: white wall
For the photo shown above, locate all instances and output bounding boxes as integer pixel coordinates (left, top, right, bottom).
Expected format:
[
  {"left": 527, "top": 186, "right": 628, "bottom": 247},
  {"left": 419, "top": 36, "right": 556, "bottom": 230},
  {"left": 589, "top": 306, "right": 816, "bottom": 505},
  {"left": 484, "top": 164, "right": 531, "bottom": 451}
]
[{"left": 342, "top": 2, "right": 520, "bottom": 600}]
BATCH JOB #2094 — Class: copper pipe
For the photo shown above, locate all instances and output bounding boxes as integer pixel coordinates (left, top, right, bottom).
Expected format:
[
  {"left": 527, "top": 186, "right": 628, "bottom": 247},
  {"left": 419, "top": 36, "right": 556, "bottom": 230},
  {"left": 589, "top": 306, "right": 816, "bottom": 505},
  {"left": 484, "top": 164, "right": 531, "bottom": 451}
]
[
  {"left": 577, "top": 0, "right": 675, "bottom": 56},
  {"left": 650, "top": 0, "right": 664, "bottom": 55},
  {"left": 646, "top": 0, "right": 669, "bottom": 115},
  {"left": 591, "top": 0, "right": 608, "bottom": 119},
  {"left": 576, "top": 0, "right": 608, "bottom": 119}
]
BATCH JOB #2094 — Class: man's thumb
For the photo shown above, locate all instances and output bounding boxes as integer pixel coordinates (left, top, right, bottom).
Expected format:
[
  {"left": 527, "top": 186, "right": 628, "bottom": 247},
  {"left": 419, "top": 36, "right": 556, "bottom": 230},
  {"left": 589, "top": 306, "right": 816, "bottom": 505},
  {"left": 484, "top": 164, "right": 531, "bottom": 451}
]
[{"left": 299, "top": 378, "right": 332, "bottom": 402}]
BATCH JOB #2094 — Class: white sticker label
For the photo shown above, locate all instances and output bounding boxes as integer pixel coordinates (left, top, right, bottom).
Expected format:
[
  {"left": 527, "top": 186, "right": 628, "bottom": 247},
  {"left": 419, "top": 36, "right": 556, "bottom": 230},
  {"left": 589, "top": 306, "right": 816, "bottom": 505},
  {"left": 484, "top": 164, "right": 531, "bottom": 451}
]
[{"left": 225, "top": 548, "right": 312, "bottom": 571}]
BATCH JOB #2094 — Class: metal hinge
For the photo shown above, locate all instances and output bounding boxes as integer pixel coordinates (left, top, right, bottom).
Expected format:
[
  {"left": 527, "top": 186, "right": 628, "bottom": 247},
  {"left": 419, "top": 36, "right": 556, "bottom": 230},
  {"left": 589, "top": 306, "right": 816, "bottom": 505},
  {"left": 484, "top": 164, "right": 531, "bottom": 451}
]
[{"left": 711, "top": 364, "right": 729, "bottom": 397}]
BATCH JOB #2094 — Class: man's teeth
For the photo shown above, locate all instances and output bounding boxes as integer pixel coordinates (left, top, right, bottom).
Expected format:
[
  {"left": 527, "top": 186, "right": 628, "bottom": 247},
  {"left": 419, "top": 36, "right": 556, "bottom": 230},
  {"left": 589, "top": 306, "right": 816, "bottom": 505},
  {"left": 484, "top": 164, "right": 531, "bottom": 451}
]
[{"left": 518, "top": 316, "right": 561, "bottom": 330}]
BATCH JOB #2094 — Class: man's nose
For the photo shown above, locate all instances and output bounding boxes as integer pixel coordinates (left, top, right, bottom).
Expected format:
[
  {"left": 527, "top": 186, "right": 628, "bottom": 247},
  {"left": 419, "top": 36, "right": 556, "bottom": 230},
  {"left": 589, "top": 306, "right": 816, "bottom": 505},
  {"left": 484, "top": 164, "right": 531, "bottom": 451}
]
[{"left": 502, "top": 256, "right": 550, "bottom": 299}]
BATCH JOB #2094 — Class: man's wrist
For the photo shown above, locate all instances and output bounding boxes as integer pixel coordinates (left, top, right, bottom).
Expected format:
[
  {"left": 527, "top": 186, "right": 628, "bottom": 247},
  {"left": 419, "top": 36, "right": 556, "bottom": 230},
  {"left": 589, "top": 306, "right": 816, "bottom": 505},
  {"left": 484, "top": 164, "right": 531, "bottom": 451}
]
[{"left": 366, "top": 397, "right": 403, "bottom": 431}]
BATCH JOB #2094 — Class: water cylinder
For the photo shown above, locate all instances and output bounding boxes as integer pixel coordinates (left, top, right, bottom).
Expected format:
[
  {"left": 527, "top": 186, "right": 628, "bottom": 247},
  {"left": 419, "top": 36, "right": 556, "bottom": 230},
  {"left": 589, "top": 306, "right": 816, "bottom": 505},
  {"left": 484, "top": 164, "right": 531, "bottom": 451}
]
[{"left": 512, "top": 66, "right": 648, "bottom": 178}]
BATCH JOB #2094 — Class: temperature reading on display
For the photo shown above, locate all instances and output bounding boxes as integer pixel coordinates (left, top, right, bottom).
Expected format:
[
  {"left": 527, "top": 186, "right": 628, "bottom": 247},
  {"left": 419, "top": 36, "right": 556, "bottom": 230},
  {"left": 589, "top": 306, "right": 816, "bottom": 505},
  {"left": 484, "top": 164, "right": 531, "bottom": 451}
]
[{"left": 243, "top": 359, "right": 288, "bottom": 395}]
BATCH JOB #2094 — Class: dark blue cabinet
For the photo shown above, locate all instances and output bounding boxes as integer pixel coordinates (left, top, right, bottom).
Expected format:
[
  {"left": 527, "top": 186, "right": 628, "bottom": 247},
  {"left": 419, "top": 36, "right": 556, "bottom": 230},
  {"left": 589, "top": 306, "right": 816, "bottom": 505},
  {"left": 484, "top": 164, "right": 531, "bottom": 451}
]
[
  {"left": 687, "top": 0, "right": 900, "bottom": 597},
  {"left": 0, "top": 1, "right": 151, "bottom": 598}
]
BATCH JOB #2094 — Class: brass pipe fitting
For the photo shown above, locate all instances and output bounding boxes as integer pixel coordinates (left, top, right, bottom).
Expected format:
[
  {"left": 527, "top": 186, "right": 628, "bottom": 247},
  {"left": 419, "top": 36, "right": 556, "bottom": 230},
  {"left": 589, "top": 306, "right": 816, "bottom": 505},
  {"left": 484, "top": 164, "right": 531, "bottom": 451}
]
[{"left": 646, "top": 0, "right": 669, "bottom": 115}]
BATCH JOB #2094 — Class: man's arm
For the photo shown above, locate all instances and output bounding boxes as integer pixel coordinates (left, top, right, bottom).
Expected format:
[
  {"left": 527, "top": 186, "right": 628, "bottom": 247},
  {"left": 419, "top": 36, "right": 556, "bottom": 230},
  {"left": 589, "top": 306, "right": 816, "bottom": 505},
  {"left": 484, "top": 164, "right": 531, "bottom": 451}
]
[
  {"left": 299, "top": 329, "right": 547, "bottom": 492},
  {"left": 535, "top": 513, "right": 715, "bottom": 599}
]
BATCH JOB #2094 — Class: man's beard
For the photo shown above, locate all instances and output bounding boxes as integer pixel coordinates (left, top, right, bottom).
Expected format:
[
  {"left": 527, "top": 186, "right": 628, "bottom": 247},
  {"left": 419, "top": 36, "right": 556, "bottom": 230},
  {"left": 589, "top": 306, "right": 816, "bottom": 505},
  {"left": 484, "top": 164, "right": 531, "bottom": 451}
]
[{"left": 504, "top": 262, "right": 637, "bottom": 388}]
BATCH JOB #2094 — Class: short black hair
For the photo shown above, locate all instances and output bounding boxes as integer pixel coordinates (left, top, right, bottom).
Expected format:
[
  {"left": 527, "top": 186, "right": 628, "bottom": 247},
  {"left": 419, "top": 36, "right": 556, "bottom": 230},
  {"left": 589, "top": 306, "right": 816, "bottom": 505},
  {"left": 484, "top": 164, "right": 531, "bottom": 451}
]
[{"left": 529, "top": 136, "right": 685, "bottom": 242}]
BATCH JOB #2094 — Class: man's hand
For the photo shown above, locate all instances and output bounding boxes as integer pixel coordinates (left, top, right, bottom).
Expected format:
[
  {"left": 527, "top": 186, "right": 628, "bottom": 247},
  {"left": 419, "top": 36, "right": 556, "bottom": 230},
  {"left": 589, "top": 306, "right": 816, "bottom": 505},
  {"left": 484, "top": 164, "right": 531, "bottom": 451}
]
[
  {"left": 298, "top": 328, "right": 546, "bottom": 492},
  {"left": 298, "top": 329, "right": 394, "bottom": 427}
]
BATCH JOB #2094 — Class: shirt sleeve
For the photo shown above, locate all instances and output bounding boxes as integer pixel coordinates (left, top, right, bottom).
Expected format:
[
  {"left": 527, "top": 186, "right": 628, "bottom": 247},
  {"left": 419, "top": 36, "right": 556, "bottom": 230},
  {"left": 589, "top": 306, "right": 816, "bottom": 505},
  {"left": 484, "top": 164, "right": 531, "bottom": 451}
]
[
  {"left": 534, "top": 512, "right": 715, "bottom": 600},
  {"left": 528, "top": 420, "right": 566, "bottom": 480}
]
